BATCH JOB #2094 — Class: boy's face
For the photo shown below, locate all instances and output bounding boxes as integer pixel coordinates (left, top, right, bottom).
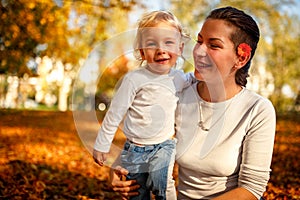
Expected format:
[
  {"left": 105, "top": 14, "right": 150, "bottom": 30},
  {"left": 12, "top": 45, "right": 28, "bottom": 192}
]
[{"left": 140, "top": 22, "right": 183, "bottom": 74}]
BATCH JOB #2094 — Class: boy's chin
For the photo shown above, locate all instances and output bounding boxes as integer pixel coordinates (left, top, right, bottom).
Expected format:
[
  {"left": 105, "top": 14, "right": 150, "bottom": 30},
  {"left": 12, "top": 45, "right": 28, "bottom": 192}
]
[{"left": 146, "top": 64, "right": 171, "bottom": 74}]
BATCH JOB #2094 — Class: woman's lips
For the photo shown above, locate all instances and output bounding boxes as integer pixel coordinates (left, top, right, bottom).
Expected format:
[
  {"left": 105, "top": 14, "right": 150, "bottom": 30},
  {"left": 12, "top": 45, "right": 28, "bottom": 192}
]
[{"left": 195, "top": 61, "right": 212, "bottom": 71}]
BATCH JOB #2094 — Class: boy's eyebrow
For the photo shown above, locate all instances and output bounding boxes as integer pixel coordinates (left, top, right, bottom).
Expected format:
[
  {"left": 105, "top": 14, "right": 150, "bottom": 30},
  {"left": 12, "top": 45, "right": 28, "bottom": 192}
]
[
  {"left": 165, "top": 36, "right": 178, "bottom": 40},
  {"left": 143, "top": 36, "right": 178, "bottom": 41}
]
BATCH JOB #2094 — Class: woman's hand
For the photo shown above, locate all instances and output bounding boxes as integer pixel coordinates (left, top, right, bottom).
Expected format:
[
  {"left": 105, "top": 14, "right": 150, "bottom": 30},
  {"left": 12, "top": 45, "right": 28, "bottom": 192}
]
[{"left": 109, "top": 166, "right": 140, "bottom": 200}]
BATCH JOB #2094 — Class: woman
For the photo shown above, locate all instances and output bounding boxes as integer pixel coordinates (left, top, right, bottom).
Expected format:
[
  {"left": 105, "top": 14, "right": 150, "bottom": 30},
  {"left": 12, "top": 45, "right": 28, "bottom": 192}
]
[{"left": 110, "top": 6, "right": 276, "bottom": 200}]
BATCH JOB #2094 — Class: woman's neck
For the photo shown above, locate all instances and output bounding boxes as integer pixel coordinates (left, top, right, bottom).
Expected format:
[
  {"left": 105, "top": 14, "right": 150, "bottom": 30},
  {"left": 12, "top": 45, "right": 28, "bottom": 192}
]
[{"left": 197, "top": 81, "right": 242, "bottom": 102}]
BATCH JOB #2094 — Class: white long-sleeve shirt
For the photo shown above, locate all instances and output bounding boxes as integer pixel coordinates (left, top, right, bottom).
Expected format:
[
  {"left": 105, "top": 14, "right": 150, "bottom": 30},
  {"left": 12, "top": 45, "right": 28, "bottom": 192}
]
[
  {"left": 94, "top": 67, "right": 193, "bottom": 153},
  {"left": 175, "top": 83, "right": 276, "bottom": 199}
]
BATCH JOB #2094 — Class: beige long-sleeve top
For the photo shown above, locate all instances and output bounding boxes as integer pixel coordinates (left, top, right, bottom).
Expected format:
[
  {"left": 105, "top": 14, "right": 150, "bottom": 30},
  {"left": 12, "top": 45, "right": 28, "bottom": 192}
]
[
  {"left": 94, "top": 67, "right": 193, "bottom": 153},
  {"left": 175, "top": 83, "right": 276, "bottom": 199}
]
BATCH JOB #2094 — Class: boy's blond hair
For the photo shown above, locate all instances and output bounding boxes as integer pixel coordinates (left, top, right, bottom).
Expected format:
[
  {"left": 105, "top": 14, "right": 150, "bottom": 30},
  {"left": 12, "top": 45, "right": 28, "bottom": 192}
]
[{"left": 133, "top": 10, "right": 189, "bottom": 61}]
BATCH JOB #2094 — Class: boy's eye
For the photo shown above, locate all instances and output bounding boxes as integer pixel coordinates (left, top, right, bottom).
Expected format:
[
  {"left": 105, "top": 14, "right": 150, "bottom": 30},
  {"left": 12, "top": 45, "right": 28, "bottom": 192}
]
[
  {"left": 166, "top": 40, "right": 175, "bottom": 45},
  {"left": 146, "top": 42, "right": 156, "bottom": 47}
]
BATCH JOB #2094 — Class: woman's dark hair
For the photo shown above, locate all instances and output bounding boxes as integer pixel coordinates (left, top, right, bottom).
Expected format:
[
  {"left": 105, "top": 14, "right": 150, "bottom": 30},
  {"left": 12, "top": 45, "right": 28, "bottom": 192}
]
[{"left": 206, "top": 6, "right": 260, "bottom": 86}]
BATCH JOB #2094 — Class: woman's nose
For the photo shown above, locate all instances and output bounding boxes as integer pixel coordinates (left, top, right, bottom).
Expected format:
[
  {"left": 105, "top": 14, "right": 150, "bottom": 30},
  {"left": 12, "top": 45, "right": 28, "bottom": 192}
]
[{"left": 194, "top": 45, "right": 207, "bottom": 57}]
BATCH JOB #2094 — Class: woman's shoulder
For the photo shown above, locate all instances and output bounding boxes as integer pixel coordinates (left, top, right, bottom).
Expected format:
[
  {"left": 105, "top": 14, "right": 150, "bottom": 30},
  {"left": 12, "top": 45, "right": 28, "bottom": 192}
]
[
  {"left": 241, "top": 88, "right": 275, "bottom": 114},
  {"left": 242, "top": 88, "right": 273, "bottom": 104}
]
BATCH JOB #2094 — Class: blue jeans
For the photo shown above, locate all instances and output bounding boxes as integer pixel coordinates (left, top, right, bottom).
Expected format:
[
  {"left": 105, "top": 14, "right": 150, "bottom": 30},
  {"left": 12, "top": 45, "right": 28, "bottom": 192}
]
[{"left": 120, "top": 138, "right": 176, "bottom": 200}]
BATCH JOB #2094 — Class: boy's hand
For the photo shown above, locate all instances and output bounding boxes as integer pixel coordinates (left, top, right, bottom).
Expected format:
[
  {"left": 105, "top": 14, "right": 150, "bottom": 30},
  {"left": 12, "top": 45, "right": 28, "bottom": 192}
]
[{"left": 93, "top": 149, "right": 107, "bottom": 166}]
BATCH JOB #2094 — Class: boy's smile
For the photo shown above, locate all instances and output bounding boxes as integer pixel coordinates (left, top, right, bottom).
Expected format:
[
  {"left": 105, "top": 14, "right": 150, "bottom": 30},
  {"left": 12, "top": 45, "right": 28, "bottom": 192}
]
[{"left": 140, "top": 22, "right": 183, "bottom": 74}]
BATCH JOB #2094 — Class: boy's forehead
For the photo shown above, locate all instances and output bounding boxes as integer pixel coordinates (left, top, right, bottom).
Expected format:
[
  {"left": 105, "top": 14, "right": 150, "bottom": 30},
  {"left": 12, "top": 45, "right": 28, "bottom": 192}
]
[{"left": 141, "top": 27, "right": 181, "bottom": 38}]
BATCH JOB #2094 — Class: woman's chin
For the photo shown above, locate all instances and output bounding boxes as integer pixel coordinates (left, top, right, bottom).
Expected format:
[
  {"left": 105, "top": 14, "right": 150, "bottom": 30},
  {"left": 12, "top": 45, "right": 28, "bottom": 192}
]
[{"left": 194, "top": 70, "right": 204, "bottom": 81}]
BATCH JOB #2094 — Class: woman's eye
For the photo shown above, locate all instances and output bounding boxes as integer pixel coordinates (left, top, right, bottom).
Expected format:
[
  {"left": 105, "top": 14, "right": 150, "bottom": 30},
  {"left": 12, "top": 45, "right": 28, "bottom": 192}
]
[
  {"left": 196, "top": 40, "right": 203, "bottom": 44},
  {"left": 209, "top": 44, "right": 220, "bottom": 49}
]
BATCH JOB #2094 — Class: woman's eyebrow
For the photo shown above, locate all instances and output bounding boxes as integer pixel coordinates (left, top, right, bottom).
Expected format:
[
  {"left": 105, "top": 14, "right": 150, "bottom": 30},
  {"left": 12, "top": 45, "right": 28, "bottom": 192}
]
[
  {"left": 209, "top": 38, "right": 225, "bottom": 44},
  {"left": 197, "top": 33, "right": 225, "bottom": 44}
]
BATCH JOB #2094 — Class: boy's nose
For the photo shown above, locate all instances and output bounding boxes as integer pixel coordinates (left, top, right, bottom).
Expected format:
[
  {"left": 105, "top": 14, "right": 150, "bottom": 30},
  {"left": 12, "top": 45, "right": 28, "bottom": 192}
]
[{"left": 156, "top": 47, "right": 167, "bottom": 54}]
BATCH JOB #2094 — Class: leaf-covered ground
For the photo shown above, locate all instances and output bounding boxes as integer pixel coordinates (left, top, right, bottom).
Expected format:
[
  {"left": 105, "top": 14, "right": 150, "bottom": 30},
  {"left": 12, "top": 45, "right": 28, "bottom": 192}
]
[
  {"left": 263, "top": 113, "right": 300, "bottom": 200},
  {"left": 0, "top": 110, "right": 299, "bottom": 199}
]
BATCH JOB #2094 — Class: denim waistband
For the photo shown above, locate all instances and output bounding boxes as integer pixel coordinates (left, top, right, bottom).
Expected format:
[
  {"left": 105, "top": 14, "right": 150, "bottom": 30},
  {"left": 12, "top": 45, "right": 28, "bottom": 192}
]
[{"left": 124, "top": 138, "right": 176, "bottom": 153}]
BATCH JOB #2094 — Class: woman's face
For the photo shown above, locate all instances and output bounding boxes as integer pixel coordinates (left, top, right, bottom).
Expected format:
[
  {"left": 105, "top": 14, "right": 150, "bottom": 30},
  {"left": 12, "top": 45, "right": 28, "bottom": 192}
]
[{"left": 193, "top": 19, "right": 239, "bottom": 84}]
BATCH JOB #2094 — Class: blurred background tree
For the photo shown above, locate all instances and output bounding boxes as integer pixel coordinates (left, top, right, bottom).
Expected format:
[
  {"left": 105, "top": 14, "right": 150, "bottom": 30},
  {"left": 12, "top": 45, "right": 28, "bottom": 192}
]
[
  {"left": 0, "top": 0, "right": 299, "bottom": 113},
  {"left": 0, "top": 0, "right": 136, "bottom": 76},
  {"left": 170, "top": 0, "right": 300, "bottom": 113},
  {"left": 0, "top": 0, "right": 139, "bottom": 110}
]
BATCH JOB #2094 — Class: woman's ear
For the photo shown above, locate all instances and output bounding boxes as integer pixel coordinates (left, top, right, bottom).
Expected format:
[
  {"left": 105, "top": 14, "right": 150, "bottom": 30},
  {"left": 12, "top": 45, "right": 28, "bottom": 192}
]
[
  {"left": 235, "top": 53, "right": 251, "bottom": 69},
  {"left": 235, "top": 43, "right": 252, "bottom": 69}
]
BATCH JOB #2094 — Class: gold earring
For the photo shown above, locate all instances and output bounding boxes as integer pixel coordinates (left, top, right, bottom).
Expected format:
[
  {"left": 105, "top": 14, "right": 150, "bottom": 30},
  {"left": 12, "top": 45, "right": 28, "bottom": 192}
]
[{"left": 231, "top": 65, "right": 237, "bottom": 73}]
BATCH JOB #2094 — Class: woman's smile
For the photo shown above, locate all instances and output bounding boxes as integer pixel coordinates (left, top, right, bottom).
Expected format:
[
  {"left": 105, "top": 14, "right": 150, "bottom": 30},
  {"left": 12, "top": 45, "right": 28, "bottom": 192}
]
[{"left": 195, "top": 61, "right": 213, "bottom": 71}]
